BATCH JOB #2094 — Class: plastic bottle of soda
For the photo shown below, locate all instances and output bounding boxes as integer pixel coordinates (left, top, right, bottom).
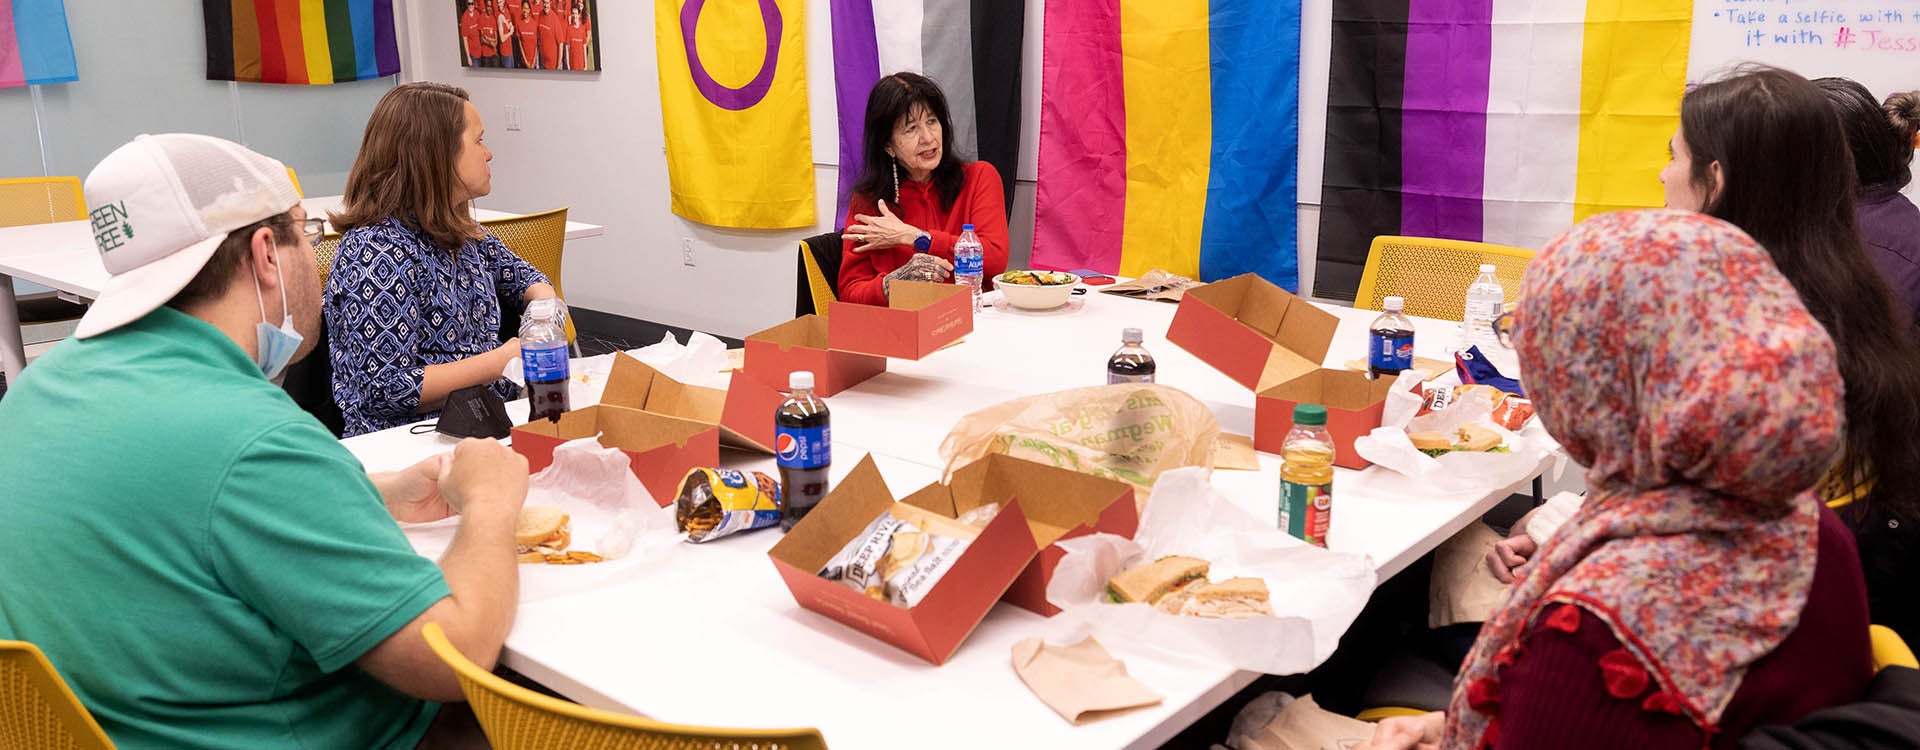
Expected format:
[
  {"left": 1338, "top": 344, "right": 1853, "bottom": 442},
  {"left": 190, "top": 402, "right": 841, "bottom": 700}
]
[
  {"left": 777, "top": 370, "right": 832, "bottom": 531},
  {"left": 1106, "top": 327, "right": 1156, "bottom": 384},
  {"left": 1368, "top": 295, "right": 1416, "bottom": 379},
  {"left": 954, "top": 224, "right": 984, "bottom": 312},
  {"left": 520, "top": 298, "right": 571, "bottom": 422},
  {"left": 1278, "top": 404, "right": 1334, "bottom": 547},
  {"left": 1462, "top": 264, "right": 1505, "bottom": 350}
]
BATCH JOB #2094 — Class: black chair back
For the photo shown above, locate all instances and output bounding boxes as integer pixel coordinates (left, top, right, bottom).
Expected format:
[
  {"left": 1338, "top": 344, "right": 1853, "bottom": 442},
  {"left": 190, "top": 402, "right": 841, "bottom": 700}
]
[{"left": 797, "top": 232, "right": 844, "bottom": 317}]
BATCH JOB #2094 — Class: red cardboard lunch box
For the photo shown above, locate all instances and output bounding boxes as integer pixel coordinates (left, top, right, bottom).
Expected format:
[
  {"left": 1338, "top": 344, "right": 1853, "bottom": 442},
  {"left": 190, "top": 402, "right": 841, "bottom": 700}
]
[
  {"left": 827, "top": 281, "right": 973, "bottom": 360},
  {"left": 743, "top": 315, "right": 887, "bottom": 397}
]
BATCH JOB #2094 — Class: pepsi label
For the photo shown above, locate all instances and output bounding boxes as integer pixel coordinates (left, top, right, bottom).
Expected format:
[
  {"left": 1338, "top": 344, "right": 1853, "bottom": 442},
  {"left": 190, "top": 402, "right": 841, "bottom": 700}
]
[
  {"left": 522, "top": 342, "right": 570, "bottom": 383},
  {"left": 776, "top": 424, "right": 831, "bottom": 470},
  {"left": 1368, "top": 332, "right": 1414, "bottom": 371}
]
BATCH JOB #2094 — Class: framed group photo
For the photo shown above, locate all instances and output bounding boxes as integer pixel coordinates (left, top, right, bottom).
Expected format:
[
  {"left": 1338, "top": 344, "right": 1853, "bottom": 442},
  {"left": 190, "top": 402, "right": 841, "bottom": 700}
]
[{"left": 455, "top": 0, "right": 600, "bottom": 72}]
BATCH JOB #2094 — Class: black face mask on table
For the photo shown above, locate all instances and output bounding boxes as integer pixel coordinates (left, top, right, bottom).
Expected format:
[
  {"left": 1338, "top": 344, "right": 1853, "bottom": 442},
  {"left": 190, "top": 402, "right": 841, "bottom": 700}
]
[{"left": 415, "top": 384, "right": 514, "bottom": 439}]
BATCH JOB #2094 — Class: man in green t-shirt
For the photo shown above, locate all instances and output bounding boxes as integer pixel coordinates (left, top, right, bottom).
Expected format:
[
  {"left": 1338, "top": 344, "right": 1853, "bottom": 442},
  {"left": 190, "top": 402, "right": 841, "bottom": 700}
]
[{"left": 0, "top": 134, "right": 529, "bottom": 748}]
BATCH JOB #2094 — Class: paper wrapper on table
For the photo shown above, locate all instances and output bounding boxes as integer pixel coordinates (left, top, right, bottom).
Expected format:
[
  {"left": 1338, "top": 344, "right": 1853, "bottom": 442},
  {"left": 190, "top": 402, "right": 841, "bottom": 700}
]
[
  {"left": 1354, "top": 377, "right": 1550, "bottom": 494},
  {"left": 1043, "top": 469, "right": 1376, "bottom": 675},
  {"left": 937, "top": 383, "right": 1219, "bottom": 508},
  {"left": 402, "top": 437, "right": 678, "bottom": 603},
  {"left": 1011, "top": 636, "right": 1163, "bottom": 724},
  {"left": 1098, "top": 269, "right": 1202, "bottom": 302}
]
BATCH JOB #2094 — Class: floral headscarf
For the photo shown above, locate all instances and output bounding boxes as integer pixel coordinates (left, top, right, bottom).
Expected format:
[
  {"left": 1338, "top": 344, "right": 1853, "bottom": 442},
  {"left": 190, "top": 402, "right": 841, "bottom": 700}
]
[{"left": 1443, "top": 210, "right": 1845, "bottom": 747}]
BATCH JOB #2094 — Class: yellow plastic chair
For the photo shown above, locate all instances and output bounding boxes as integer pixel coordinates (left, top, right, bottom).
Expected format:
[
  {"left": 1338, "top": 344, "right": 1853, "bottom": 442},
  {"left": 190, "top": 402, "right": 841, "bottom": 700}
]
[
  {"left": 284, "top": 167, "right": 303, "bottom": 198},
  {"left": 0, "top": 176, "right": 85, "bottom": 228},
  {"left": 1872, "top": 624, "right": 1917, "bottom": 672},
  {"left": 480, "top": 207, "right": 575, "bottom": 344},
  {"left": 1353, "top": 236, "right": 1535, "bottom": 321},
  {"left": 313, "top": 233, "right": 342, "bottom": 286},
  {"left": 801, "top": 240, "right": 836, "bottom": 318},
  {"left": 421, "top": 623, "right": 826, "bottom": 750},
  {"left": 0, "top": 640, "right": 115, "bottom": 750}
]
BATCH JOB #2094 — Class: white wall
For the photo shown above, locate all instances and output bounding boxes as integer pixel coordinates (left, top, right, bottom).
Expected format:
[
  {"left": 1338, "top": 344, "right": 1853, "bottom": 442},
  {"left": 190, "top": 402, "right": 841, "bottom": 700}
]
[{"left": 394, "top": 0, "right": 1334, "bottom": 339}]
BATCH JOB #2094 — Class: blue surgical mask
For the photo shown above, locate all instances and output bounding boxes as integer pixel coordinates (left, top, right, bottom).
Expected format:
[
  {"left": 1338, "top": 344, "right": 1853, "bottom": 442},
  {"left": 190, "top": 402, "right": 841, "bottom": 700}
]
[{"left": 251, "top": 242, "right": 305, "bottom": 380}]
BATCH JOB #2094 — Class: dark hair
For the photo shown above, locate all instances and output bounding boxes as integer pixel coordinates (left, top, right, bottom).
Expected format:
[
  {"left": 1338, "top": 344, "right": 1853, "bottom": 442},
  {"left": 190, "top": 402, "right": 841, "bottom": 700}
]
[
  {"left": 331, "top": 82, "right": 480, "bottom": 252},
  {"left": 1887, "top": 90, "right": 1920, "bottom": 188},
  {"left": 167, "top": 213, "right": 299, "bottom": 310},
  {"left": 849, "top": 72, "right": 965, "bottom": 213},
  {"left": 1813, "top": 77, "right": 1913, "bottom": 192},
  {"left": 1683, "top": 66, "right": 1920, "bottom": 521}
]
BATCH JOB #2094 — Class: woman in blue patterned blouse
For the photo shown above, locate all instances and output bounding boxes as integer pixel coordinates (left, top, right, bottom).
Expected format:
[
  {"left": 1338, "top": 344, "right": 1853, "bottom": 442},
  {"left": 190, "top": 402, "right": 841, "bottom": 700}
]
[{"left": 326, "top": 82, "right": 558, "bottom": 436}]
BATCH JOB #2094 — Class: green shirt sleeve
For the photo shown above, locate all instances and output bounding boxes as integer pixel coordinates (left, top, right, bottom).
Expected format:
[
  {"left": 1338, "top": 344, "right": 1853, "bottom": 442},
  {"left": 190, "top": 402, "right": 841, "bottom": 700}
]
[{"left": 207, "top": 418, "right": 452, "bottom": 674}]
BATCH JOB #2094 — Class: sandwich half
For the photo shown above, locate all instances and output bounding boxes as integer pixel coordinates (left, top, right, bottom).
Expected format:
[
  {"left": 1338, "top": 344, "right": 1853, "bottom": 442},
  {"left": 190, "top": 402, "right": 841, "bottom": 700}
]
[
  {"left": 1107, "top": 555, "right": 1210, "bottom": 604},
  {"left": 1179, "top": 577, "right": 1274, "bottom": 619},
  {"left": 515, "top": 506, "right": 572, "bottom": 563}
]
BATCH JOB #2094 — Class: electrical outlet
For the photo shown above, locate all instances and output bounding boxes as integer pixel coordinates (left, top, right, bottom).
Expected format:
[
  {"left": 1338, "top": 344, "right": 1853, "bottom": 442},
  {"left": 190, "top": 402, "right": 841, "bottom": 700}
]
[
  {"left": 682, "top": 238, "right": 696, "bottom": 267},
  {"left": 504, "top": 105, "right": 521, "bottom": 131}
]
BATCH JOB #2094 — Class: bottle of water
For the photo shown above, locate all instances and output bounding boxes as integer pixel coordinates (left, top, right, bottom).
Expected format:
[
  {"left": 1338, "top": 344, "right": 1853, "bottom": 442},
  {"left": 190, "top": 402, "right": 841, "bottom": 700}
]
[
  {"left": 1106, "top": 327, "right": 1156, "bottom": 384},
  {"left": 777, "top": 371, "right": 831, "bottom": 531},
  {"left": 520, "top": 298, "right": 571, "bottom": 422},
  {"left": 1368, "top": 296, "right": 1415, "bottom": 379},
  {"left": 954, "top": 224, "right": 984, "bottom": 312},
  {"left": 1462, "top": 264, "right": 1504, "bottom": 350}
]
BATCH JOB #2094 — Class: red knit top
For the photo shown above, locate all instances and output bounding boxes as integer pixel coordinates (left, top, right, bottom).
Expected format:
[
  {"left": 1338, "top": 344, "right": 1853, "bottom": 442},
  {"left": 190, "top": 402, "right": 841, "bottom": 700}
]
[{"left": 837, "top": 161, "right": 1009, "bottom": 306}]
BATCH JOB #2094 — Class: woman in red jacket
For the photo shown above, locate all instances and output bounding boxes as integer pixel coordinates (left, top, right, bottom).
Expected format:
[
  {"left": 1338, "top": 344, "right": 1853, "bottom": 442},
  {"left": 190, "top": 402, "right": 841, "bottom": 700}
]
[{"left": 838, "top": 72, "right": 1007, "bottom": 305}]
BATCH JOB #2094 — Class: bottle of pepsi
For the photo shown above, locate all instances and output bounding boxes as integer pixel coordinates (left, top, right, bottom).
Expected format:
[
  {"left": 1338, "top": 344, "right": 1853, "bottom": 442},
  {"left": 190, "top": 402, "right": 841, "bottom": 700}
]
[
  {"left": 1368, "top": 295, "right": 1415, "bottom": 379},
  {"left": 1106, "top": 327, "right": 1156, "bottom": 384},
  {"left": 777, "top": 370, "right": 831, "bottom": 531},
  {"left": 520, "top": 298, "right": 571, "bottom": 422}
]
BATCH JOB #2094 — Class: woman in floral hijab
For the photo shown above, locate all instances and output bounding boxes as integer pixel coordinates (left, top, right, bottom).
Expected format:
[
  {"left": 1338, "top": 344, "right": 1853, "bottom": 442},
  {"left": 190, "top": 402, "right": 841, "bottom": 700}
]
[{"left": 1365, "top": 210, "right": 1873, "bottom": 749}]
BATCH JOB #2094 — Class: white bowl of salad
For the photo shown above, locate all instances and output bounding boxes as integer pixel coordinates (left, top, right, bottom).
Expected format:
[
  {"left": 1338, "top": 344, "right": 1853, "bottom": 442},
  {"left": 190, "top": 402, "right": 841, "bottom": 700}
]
[{"left": 995, "top": 269, "right": 1081, "bottom": 310}]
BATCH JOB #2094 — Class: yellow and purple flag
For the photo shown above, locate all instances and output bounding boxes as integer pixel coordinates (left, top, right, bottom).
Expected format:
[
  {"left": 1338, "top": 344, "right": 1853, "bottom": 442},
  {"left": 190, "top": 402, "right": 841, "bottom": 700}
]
[
  {"left": 657, "top": 0, "right": 814, "bottom": 229},
  {"left": 1313, "top": 0, "right": 1692, "bottom": 300},
  {"left": 1033, "top": 0, "right": 1302, "bottom": 290},
  {"left": 0, "top": 0, "right": 78, "bottom": 88}
]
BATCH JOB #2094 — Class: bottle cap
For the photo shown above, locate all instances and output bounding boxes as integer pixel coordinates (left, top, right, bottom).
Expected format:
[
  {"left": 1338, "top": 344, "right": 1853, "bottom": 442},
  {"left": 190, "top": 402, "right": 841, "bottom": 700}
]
[
  {"left": 789, "top": 371, "right": 815, "bottom": 391},
  {"left": 1382, "top": 296, "right": 1405, "bottom": 312},
  {"left": 1121, "top": 327, "right": 1143, "bottom": 344},
  {"left": 962, "top": 223, "right": 975, "bottom": 232},
  {"left": 1292, "top": 404, "right": 1327, "bottom": 426},
  {"left": 1479, "top": 263, "right": 1497, "bottom": 273}
]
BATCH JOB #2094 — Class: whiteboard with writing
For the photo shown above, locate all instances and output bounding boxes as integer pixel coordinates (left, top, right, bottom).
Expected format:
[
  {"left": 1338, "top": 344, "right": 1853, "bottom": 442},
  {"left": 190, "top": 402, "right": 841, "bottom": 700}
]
[{"left": 1691, "top": 0, "right": 1919, "bottom": 106}]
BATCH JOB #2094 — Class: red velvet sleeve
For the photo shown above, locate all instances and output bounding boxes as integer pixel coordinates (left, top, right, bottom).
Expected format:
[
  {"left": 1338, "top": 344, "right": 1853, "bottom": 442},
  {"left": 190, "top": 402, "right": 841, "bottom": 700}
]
[
  {"left": 837, "top": 193, "right": 887, "bottom": 306},
  {"left": 1492, "top": 605, "right": 1704, "bottom": 750}
]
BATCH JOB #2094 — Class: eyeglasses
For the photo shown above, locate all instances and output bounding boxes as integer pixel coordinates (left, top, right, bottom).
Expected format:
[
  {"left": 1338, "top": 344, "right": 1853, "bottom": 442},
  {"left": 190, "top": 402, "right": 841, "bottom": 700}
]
[{"left": 300, "top": 218, "right": 326, "bottom": 244}]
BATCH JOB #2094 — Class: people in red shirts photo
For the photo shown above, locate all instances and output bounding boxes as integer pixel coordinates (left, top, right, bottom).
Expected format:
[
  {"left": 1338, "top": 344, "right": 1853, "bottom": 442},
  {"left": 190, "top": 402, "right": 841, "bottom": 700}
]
[
  {"left": 538, "top": 0, "right": 564, "bottom": 70},
  {"left": 474, "top": 0, "right": 499, "bottom": 67},
  {"left": 566, "top": 4, "right": 592, "bottom": 71},
  {"left": 516, "top": 2, "right": 540, "bottom": 69},
  {"left": 458, "top": 0, "right": 483, "bottom": 67}
]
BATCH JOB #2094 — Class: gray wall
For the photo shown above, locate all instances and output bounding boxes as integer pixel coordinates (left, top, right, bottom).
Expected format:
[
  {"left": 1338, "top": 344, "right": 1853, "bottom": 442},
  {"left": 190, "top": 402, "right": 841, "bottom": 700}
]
[{"left": 3, "top": 1, "right": 395, "bottom": 292}]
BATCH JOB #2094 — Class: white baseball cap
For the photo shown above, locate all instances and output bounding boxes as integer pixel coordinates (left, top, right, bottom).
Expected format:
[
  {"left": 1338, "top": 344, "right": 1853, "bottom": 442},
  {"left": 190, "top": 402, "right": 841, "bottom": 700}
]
[{"left": 75, "top": 133, "right": 300, "bottom": 338}]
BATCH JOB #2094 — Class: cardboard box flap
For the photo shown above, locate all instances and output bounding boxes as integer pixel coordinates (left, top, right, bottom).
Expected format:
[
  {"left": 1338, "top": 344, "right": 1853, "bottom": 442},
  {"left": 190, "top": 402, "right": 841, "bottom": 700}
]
[
  {"left": 907, "top": 497, "right": 1035, "bottom": 613},
  {"left": 607, "top": 353, "right": 775, "bottom": 453},
  {"left": 513, "top": 404, "right": 713, "bottom": 450},
  {"left": 750, "top": 315, "right": 831, "bottom": 351},
  {"left": 769, "top": 455, "right": 896, "bottom": 571},
  {"left": 891, "top": 280, "right": 966, "bottom": 311},
  {"left": 1175, "top": 274, "right": 1340, "bottom": 392},
  {"left": 1260, "top": 369, "right": 1398, "bottom": 409},
  {"left": 955, "top": 455, "right": 1137, "bottom": 548}
]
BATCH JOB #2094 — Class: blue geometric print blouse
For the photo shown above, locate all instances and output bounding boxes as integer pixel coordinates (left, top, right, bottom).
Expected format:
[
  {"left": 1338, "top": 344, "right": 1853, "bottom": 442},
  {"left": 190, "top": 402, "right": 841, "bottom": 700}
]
[{"left": 323, "top": 216, "right": 547, "bottom": 436}]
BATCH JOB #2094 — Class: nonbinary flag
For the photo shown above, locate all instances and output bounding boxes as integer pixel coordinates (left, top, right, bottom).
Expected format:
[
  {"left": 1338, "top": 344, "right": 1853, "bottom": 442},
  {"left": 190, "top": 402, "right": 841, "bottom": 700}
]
[
  {"left": 1031, "top": 0, "right": 1302, "bottom": 290},
  {"left": 657, "top": 0, "right": 814, "bottom": 228},
  {"left": 1313, "top": 0, "right": 1692, "bottom": 300},
  {"left": 0, "top": 0, "right": 78, "bottom": 88},
  {"left": 828, "top": 0, "right": 1025, "bottom": 227},
  {"left": 202, "top": 0, "right": 401, "bottom": 84}
]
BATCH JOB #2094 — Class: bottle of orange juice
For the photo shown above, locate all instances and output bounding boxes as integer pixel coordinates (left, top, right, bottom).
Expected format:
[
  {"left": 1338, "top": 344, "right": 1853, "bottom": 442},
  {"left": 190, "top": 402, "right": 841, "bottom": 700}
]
[{"left": 1279, "top": 404, "right": 1334, "bottom": 547}]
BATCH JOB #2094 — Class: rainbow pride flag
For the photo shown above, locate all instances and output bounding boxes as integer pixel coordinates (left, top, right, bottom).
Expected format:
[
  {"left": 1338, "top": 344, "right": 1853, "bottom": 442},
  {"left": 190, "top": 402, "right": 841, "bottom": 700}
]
[
  {"left": 657, "top": 0, "right": 814, "bottom": 229},
  {"left": 1032, "top": 0, "right": 1301, "bottom": 290},
  {"left": 0, "top": 0, "right": 77, "bottom": 88},
  {"left": 203, "top": 0, "right": 400, "bottom": 84},
  {"left": 1313, "top": 0, "right": 1692, "bottom": 300}
]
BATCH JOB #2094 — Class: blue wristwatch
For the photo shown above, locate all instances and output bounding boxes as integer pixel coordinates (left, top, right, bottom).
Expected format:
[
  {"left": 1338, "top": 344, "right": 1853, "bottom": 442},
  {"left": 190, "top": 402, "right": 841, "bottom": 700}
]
[{"left": 912, "top": 231, "right": 932, "bottom": 253}]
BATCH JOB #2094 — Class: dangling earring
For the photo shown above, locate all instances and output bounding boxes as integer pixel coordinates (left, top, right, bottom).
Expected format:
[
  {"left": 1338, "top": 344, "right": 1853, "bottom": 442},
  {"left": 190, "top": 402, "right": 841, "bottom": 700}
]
[{"left": 891, "top": 157, "right": 901, "bottom": 204}]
